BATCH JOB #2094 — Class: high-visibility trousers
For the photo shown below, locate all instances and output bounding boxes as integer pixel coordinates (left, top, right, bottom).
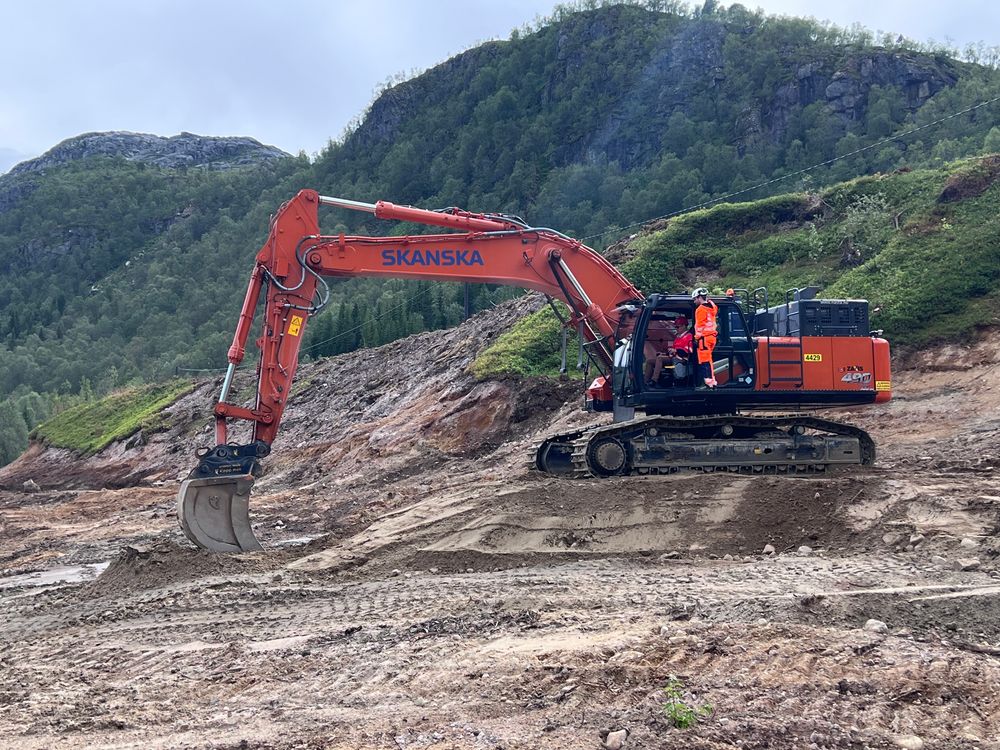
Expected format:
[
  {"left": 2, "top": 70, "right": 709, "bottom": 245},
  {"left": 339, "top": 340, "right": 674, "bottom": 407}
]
[{"left": 696, "top": 334, "right": 717, "bottom": 364}]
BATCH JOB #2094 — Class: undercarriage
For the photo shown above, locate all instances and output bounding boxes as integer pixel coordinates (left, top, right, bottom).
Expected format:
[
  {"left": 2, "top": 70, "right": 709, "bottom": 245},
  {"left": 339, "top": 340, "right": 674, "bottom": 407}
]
[{"left": 535, "top": 414, "right": 875, "bottom": 477}]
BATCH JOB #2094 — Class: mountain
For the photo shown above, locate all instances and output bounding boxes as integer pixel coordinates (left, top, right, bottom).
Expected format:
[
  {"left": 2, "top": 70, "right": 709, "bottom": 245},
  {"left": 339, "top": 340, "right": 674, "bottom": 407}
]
[
  {"left": 7, "top": 131, "right": 290, "bottom": 178},
  {"left": 1, "top": 2, "right": 999, "bottom": 465},
  {"left": 313, "top": 3, "right": 996, "bottom": 238}
]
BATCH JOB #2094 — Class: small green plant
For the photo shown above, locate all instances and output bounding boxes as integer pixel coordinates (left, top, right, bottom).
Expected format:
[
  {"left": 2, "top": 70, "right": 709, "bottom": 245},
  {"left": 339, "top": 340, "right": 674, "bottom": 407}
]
[
  {"left": 835, "top": 192, "right": 895, "bottom": 265},
  {"left": 661, "top": 676, "right": 712, "bottom": 729}
]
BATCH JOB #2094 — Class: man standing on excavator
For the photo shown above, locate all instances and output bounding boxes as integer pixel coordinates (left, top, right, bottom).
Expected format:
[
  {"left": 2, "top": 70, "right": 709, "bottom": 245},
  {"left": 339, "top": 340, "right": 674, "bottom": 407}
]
[{"left": 693, "top": 288, "right": 718, "bottom": 388}]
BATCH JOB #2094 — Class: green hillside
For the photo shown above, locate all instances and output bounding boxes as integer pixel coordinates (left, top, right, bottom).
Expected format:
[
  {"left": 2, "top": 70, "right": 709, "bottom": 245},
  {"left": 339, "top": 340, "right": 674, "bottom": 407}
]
[
  {"left": 474, "top": 155, "right": 1000, "bottom": 377},
  {"left": 2, "top": 1, "right": 1000, "bottom": 464}
]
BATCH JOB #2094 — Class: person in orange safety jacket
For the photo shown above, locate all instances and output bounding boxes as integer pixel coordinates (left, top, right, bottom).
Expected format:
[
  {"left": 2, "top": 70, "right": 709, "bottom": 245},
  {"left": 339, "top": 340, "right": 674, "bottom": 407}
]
[{"left": 693, "top": 288, "right": 718, "bottom": 388}]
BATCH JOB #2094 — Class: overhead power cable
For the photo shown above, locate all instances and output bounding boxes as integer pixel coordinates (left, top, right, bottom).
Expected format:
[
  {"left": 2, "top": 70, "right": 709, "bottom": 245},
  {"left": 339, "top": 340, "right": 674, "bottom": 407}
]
[
  {"left": 176, "top": 366, "right": 229, "bottom": 374},
  {"left": 177, "top": 293, "right": 422, "bottom": 373},
  {"left": 178, "top": 92, "right": 1000, "bottom": 374},
  {"left": 580, "top": 92, "right": 1000, "bottom": 244},
  {"left": 300, "top": 294, "right": 416, "bottom": 353}
]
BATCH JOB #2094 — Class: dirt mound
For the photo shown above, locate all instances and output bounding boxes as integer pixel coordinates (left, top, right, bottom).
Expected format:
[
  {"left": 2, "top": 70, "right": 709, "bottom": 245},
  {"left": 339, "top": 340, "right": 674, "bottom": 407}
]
[
  {"left": 0, "top": 294, "right": 559, "bottom": 496},
  {"left": 287, "top": 471, "right": 897, "bottom": 577},
  {"left": 82, "top": 540, "right": 283, "bottom": 598},
  {"left": 937, "top": 154, "right": 1000, "bottom": 202}
]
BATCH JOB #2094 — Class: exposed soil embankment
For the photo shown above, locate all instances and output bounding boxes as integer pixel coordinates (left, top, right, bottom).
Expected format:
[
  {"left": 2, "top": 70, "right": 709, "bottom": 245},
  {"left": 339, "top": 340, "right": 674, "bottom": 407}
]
[{"left": 0, "top": 294, "right": 574, "bottom": 493}]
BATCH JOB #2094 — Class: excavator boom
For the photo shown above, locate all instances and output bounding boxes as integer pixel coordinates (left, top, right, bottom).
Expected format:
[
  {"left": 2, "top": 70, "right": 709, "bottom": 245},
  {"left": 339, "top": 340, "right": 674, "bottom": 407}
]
[{"left": 178, "top": 190, "right": 642, "bottom": 552}]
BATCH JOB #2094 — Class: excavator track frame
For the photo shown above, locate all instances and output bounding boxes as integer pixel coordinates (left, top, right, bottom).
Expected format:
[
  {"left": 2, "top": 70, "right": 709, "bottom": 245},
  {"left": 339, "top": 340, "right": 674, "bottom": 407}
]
[{"left": 535, "top": 414, "right": 874, "bottom": 478}]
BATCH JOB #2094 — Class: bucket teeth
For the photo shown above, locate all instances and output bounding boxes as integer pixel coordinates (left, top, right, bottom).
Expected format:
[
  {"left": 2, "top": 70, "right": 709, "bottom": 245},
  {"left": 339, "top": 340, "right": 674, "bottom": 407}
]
[{"left": 177, "top": 475, "right": 262, "bottom": 553}]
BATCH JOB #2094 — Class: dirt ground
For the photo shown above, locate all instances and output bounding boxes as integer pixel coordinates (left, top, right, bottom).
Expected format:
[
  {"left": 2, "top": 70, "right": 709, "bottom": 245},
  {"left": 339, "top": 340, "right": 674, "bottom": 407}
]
[{"left": 1, "top": 308, "right": 999, "bottom": 749}]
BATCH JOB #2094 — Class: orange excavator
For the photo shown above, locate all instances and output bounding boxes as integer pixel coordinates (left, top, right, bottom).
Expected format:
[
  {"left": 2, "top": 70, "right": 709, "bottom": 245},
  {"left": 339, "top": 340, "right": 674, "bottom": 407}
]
[{"left": 178, "top": 190, "right": 891, "bottom": 552}]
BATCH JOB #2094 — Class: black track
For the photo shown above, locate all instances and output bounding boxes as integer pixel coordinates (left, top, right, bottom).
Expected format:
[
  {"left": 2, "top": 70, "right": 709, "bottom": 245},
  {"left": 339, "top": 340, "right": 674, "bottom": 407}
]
[{"left": 535, "top": 414, "right": 875, "bottom": 478}]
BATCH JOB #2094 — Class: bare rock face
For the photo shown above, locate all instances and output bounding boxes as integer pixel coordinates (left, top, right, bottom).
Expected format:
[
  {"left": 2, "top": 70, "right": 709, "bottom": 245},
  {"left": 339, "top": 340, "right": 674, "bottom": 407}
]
[
  {"left": 7, "top": 131, "right": 290, "bottom": 177},
  {"left": 748, "top": 51, "right": 959, "bottom": 152}
]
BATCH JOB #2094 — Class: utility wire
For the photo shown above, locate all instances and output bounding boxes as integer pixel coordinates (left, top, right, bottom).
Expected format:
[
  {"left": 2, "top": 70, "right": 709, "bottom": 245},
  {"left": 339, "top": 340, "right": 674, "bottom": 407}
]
[
  {"left": 580, "top": 92, "right": 1000, "bottom": 243},
  {"left": 177, "top": 293, "right": 423, "bottom": 372},
  {"left": 301, "top": 294, "right": 416, "bottom": 353},
  {"left": 176, "top": 366, "right": 229, "bottom": 373}
]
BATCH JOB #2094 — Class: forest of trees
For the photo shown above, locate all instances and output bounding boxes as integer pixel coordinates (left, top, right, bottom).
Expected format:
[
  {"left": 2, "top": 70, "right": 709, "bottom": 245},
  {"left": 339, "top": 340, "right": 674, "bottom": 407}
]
[{"left": 1, "top": 0, "right": 999, "bottom": 464}]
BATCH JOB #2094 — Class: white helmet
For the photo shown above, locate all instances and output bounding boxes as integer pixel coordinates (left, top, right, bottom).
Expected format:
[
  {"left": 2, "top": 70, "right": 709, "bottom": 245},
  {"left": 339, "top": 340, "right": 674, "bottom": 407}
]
[{"left": 692, "top": 287, "right": 709, "bottom": 299}]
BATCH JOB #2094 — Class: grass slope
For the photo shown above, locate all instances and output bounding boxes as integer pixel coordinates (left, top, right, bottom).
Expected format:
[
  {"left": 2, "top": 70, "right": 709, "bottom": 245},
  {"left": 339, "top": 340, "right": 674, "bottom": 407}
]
[
  {"left": 474, "top": 156, "right": 1000, "bottom": 377},
  {"left": 32, "top": 380, "right": 194, "bottom": 455}
]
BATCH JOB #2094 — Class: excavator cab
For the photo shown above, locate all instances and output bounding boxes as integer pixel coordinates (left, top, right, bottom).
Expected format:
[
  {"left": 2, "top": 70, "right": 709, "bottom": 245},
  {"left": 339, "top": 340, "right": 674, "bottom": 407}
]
[{"left": 615, "top": 295, "right": 756, "bottom": 415}]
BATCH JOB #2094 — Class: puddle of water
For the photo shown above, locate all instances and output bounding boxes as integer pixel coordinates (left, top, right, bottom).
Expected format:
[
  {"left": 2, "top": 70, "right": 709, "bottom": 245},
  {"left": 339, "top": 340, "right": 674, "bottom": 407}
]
[{"left": 0, "top": 561, "right": 110, "bottom": 590}]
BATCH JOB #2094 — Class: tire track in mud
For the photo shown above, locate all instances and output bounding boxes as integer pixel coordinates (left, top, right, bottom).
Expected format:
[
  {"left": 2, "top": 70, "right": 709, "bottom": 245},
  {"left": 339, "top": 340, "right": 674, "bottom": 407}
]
[{"left": 4, "top": 548, "right": 1000, "bottom": 747}]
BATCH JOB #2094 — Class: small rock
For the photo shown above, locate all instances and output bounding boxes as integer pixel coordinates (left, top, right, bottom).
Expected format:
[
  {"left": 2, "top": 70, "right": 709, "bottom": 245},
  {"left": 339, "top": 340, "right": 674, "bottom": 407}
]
[
  {"left": 882, "top": 531, "right": 905, "bottom": 547},
  {"left": 909, "top": 534, "right": 925, "bottom": 546},
  {"left": 863, "top": 619, "right": 889, "bottom": 634},
  {"left": 892, "top": 736, "right": 924, "bottom": 750},
  {"left": 762, "top": 544, "right": 776, "bottom": 555},
  {"left": 798, "top": 545, "right": 813, "bottom": 555},
  {"left": 960, "top": 538, "right": 978, "bottom": 550},
  {"left": 659, "top": 551, "right": 680, "bottom": 560},
  {"left": 609, "top": 650, "right": 644, "bottom": 663},
  {"left": 428, "top": 567, "right": 439, "bottom": 574},
  {"left": 723, "top": 554, "right": 734, "bottom": 561},
  {"left": 466, "top": 568, "right": 474, "bottom": 574},
  {"left": 954, "top": 558, "right": 981, "bottom": 572},
  {"left": 390, "top": 569, "right": 401, "bottom": 577},
  {"left": 22, "top": 479, "right": 40, "bottom": 492},
  {"left": 930, "top": 556, "right": 947, "bottom": 566},
  {"left": 604, "top": 729, "right": 628, "bottom": 750}
]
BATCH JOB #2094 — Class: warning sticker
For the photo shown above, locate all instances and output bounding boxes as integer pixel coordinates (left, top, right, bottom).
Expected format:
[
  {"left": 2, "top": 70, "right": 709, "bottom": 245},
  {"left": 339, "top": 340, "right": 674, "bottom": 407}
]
[
  {"left": 804, "top": 353, "right": 822, "bottom": 362},
  {"left": 288, "top": 315, "right": 304, "bottom": 337},
  {"left": 875, "top": 380, "right": 891, "bottom": 391}
]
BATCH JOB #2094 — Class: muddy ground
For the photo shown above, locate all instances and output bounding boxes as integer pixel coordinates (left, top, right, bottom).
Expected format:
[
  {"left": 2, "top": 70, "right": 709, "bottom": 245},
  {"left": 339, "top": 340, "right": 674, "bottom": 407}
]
[{"left": 1, "top": 305, "right": 999, "bottom": 749}]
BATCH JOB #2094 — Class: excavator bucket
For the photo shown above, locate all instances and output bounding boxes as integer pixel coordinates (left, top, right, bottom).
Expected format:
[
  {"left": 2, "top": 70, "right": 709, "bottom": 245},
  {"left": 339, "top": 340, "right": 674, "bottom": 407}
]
[{"left": 177, "top": 475, "right": 263, "bottom": 553}]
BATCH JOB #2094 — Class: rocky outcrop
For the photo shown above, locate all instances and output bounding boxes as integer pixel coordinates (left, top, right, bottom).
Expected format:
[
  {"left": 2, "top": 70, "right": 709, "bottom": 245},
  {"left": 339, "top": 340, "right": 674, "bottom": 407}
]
[
  {"left": 349, "top": 43, "right": 504, "bottom": 153},
  {"left": 340, "top": 7, "right": 969, "bottom": 173},
  {"left": 757, "top": 52, "right": 961, "bottom": 150},
  {"left": 7, "top": 131, "right": 290, "bottom": 177}
]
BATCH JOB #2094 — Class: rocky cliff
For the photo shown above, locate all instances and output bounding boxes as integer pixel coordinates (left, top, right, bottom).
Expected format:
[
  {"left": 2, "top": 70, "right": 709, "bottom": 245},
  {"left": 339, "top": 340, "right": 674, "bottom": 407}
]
[{"left": 344, "top": 7, "right": 966, "bottom": 172}]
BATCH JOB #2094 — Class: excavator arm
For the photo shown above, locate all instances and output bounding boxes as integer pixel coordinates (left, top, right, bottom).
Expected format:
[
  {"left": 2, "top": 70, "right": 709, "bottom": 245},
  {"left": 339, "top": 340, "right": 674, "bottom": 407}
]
[{"left": 178, "top": 189, "right": 642, "bottom": 552}]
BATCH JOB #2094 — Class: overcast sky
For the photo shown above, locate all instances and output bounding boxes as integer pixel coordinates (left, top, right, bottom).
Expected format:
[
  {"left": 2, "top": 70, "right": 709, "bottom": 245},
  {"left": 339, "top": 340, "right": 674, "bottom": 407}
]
[{"left": 1, "top": 0, "right": 997, "bottom": 174}]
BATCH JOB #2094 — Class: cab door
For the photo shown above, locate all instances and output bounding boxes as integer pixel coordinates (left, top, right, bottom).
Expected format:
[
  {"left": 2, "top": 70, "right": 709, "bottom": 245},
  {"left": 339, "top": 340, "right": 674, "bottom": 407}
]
[{"left": 711, "top": 302, "right": 756, "bottom": 388}]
